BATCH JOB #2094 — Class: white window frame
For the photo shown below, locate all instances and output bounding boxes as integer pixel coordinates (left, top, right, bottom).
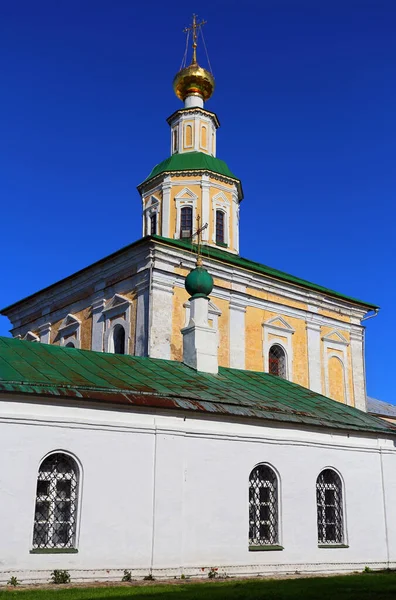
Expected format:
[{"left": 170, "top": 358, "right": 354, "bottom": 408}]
[
  {"left": 32, "top": 452, "right": 80, "bottom": 550},
  {"left": 248, "top": 463, "right": 281, "bottom": 548},
  {"left": 263, "top": 316, "right": 295, "bottom": 380},
  {"left": 316, "top": 467, "right": 346, "bottom": 546},
  {"left": 211, "top": 192, "right": 230, "bottom": 246},
  {"left": 103, "top": 294, "right": 131, "bottom": 355},
  {"left": 58, "top": 314, "right": 81, "bottom": 349},
  {"left": 143, "top": 195, "right": 160, "bottom": 237},
  {"left": 175, "top": 188, "right": 198, "bottom": 240}
]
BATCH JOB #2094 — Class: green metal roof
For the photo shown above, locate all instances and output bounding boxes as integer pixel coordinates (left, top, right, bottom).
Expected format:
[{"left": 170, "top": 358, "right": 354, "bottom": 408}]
[
  {"left": 139, "top": 152, "right": 242, "bottom": 195},
  {"left": 0, "top": 336, "right": 392, "bottom": 435},
  {"left": 153, "top": 236, "right": 379, "bottom": 310}
]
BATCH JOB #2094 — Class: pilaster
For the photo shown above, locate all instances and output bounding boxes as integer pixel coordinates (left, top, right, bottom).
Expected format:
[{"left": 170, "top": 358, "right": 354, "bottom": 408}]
[
  {"left": 350, "top": 326, "right": 367, "bottom": 411},
  {"left": 149, "top": 275, "right": 175, "bottom": 359},
  {"left": 91, "top": 297, "right": 105, "bottom": 352},
  {"left": 181, "top": 296, "right": 218, "bottom": 374},
  {"left": 229, "top": 298, "right": 246, "bottom": 369},
  {"left": 135, "top": 274, "right": 150, "bottom": 357},
  {"left": 38, "top": 322, "right": 51, "bottom": 345},
  {"left": 161, "top": 178, "right": 172, "bottom": 239},
  {"left": 201, "top": 176, "right": 210, "bottom": 242},
  {"left": 306, "top": 322, "right": 322, "bottom": 393}
]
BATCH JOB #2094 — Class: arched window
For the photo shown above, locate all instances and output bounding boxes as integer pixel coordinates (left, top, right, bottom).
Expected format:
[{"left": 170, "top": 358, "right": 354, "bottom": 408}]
[
  {"left": 65, "top": 342, "right": 75, "bottom": 348},
  {"left": 150, "top": 213, "right": 157, "bottom": 235},
  {"left": 180, "top": 206, "right": 193, "bottom": 238},
  {"left": 316, "top": 469, "right": 344, "bottom": 545},
  {"left": 112, "top": 324, "right": 125, "bottom": 354},
  {"left": 249, "top": 464, "right": 278, "bottom": 547},
  {"left": 268, "top": 344, "right": 286, "bottom": 378},
  {"left": 33, "top": 453, "right": 79, "bottom": 550},
  {"left": 215, "top": 210, "right": 225, "bottom": 244},
  {"left": 201, "top": 125, "right": 207, "bottom": 148},
  {"left": 185, "top": 124, "right": 193, "bottom": 147},
  {"left": 172, "top": 128, "right": 178, "bottom": 153}
]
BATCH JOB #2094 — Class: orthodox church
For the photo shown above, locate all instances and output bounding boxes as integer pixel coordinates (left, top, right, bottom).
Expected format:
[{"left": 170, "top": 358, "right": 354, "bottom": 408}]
[{"left": 1, "top": 18, "right": 396, "bottom": 583}]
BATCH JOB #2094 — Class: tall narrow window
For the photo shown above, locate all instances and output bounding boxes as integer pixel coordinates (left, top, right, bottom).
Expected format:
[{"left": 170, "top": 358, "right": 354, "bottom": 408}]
[
  {"left": 249, "top": 464, "right": 279, "bottom": 547},
  {"left": 201, "top": 125, "right": 207, "bottom": 148},
  {"left": 215, "top": 210, "right": 225, "bottom": 244},
  {"left": 172, "top": 128, "right": 178, "bottom": 153},
  {"left": 180, "top": 206, "right": 193, "bottom": 238},
  {"left": 112, "top": 324, "right": 125, "bottom": 354},
  {"left": 268, "top": 345, "right": 286, "bottom": 378},
  {"left": 150, "top": 213, "right": 157, "bottom": 235},
  {"left": 185, "top": 124, "right": 193, "bottom": 147},
  {"left": 316, "top": 469, "right": 344, "bottom": 545},
  {"left": 33, "top": 453, "right": 78, "bottom": 550}
]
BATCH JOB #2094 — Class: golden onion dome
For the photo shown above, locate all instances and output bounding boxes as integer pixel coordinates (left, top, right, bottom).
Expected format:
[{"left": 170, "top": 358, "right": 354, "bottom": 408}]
[{"left": 173, "top": 62, "right": 215, "bottom": 103}]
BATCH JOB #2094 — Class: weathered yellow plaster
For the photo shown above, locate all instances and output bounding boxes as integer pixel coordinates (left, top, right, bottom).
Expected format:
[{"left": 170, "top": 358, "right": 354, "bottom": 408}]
[
  {"left": 328, "top": 356, "right": 346, "bottom": 403},
  {"left": 245, "top": 306, "right": 264, "bottom": 371},
  {"left": 214, "top": 297, "right": 230, "bottom": 368},
  {"left": 319, "top": 309, "right": 351, "bottom": 323}
]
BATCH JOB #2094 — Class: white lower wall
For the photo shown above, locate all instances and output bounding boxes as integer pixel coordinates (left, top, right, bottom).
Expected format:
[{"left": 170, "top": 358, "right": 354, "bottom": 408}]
[{"left": 0, "top": 397, "right": 395, "bottom": 583}]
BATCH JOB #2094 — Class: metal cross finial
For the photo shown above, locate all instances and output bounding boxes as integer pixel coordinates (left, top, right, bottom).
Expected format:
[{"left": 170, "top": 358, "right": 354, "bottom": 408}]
[
  {"left": 192, "top": 215, "right": 208, "bottom": 266},
  {"left": 183, "top": 14, "right": 207, "bottom": 65}
]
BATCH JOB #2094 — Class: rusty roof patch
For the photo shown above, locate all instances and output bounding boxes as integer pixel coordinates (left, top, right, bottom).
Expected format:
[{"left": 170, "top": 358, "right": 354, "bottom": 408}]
[{"left": 0, "top": 336, "right": 394, "bottom": 435}]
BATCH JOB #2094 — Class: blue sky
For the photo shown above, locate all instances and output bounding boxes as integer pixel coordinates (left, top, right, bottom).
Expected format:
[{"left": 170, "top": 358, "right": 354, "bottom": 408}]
[{"left": 1, "top": 0, "right": 395, "bottom": 402}]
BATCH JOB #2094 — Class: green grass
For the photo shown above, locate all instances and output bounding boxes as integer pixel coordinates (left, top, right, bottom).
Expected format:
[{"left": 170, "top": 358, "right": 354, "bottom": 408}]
[{"left": 2, "top": 573, "right": 396, "bottom": 600}]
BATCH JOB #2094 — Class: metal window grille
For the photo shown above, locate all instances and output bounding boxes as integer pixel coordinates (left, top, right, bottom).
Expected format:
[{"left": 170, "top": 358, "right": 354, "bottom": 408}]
[
  {"left": 33, "top": 454, "right": 78, "bottom": 549},
  {"left": 180, "top": 206, "right": 193, "bottom": 238},
  {"left": 150, "top": 213, "right": 157, "bottom": 235},
  {"left": 249, "top": 465, "right": 278, "bottom": 546},
  {"left": 316, "top": 469, "right": 343, "bottom": 544},
  {"left": 215, "top": 210, "right": 224, "bottom": 244},
  {"left": 268, "top": 344, "right": 286, "bottom": 378}
]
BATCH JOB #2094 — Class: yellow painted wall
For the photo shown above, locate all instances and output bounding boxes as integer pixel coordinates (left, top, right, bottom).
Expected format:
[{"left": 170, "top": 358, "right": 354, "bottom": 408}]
[
  {"left": 328, "top": 355, "right": 346, "bottom": 403},
  {"left": 245, "top": 306, "right": 264, "bottom": 371}
]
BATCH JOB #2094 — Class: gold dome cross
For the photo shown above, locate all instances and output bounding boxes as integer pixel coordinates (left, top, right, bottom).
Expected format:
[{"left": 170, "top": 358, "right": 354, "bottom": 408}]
[{"left": 183, "top": 14, "right": 207, "bottom": 65}]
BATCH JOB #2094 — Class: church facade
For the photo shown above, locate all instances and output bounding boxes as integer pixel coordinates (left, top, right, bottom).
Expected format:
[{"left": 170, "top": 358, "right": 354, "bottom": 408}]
[{"left": 0, "top": 18, "right": 395, "bottom": 584}]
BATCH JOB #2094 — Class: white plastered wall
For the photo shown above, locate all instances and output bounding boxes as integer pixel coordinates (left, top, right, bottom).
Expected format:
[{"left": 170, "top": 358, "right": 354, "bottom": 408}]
[{"left": 1, "top": 397, "right": 396, "bottom": 583}]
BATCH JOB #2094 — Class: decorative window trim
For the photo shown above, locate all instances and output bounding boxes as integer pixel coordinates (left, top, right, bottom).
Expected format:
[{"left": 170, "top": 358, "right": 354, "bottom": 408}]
[
  {"left": 322, "top": 330, "right": 350, "bottom": 404},
  {"left": 211, "top": 192, "right": 230, "bottom": 245},
  {"left": 102, "top": 294, "right": 131, "bottom": 354},
  {"left": 32, "top": 451, "right": 81, "bottom": 552},
  {"left": 174, "top": 188, "right": 198, "bottom": 240},
  {"left": 249, "top": 463, "right": 281, "bottom": 549},
  {"left": 143, "top": 195, "right": 160, "bottom": 237},
  {"left": 316, "top": 467, "right": 346, "bottom": 547},
  {"left": 200, "top": 124, "right": 207, "bottom": 149},
  {"left": 59, "top": 314, "right": 81, "bottom": 349},
  {"left": 22, "top": 331, "right": 39, "bottom": 342},
  {"left": 263, "top": 316, "right": 295, "bottom": 381},
  {"left": 184, "top": 122, "right": 194, "bottom": 148}
]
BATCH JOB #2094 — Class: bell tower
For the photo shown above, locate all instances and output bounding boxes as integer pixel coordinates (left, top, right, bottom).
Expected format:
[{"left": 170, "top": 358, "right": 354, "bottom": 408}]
[{"left": 138, "top": 15, "right": 243, "bottom": 254}]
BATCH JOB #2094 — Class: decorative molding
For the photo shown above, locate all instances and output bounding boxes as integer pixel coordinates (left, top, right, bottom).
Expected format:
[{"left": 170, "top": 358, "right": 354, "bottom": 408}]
[
  {"left": 263, "top": 315, "right": 294, "bottom": 381},
  {"left": 58, "top": 314, "right": 81, "bottom": 349},
  {"left": 22, "top": 331, "right": 39, "bottom": 342}
]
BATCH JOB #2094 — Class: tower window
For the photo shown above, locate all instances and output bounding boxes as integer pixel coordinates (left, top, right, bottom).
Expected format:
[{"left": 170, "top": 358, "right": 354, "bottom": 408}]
[
  {"left": 33, "top": 453, "right": 79, "bottom": 550},
  {"left": 201, "top": 125, "right": 207, "bottom": 148},
  {"left": 215, "top": 210, "right": 225, "bottom": 244},
  {"left": 112, "top": 324, "right": 126, "bottom": 355},
  {"left": 268, "top": 344, "right": 286, "bottom": 378},
  {"left": 185, "top": 124, "right": 193, "bottom": 147},
  {"left": 316, "top": 469, "right": 344, "bottom": 545},
  {"left": 249, "top": 464, "right": 279, "bottom": 547},
  {"left": 180, "top": 206, "right": 193, "bottom": 238},
  {"left": 172, "top": 128, "right": 178, "bottom": 153},
  {"left": 150, "top": 213, "right": 157, "bottom": 235}
]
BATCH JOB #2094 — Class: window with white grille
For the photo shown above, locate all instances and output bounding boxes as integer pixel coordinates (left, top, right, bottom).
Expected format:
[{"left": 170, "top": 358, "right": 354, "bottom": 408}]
[
  {"left": 316, "top": 469, "right": 344, "bottom": 544},
  {"left": 33, "top": 454, "right": 79, "bottom": 550},
  {"left": 249, "top": 464, "right": 279, "bottom": 547}
]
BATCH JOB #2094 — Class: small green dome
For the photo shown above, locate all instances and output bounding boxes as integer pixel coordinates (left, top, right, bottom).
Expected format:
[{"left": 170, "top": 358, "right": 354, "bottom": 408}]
[{"left": 185, "top": 266, "right": 214, "bottom": 299}]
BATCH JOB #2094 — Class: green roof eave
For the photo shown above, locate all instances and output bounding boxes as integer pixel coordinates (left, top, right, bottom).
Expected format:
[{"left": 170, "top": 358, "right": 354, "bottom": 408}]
[
  {"left": 138, "top": 152, "right": 243, "bottom": 200},
  {"left": 151, "top": 235, "right": 379, "bottom": 310},
  {"left": 0, "top": 336, "right": 392, "bottom": 436}
]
